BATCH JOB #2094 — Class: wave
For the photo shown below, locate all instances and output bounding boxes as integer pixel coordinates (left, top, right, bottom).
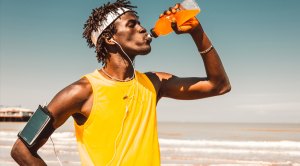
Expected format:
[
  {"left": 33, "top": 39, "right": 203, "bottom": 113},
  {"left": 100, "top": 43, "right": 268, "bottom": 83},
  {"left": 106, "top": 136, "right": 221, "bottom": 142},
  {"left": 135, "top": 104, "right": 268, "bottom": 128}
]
[
  {"left": 2, "top": 131, "right": 300, "bottom": 149},
  {"left": 1, "top": 131, "right": 300, "bottom": 164},
  {"left": 160, "top": 147, "right": 300, "bottom": 157},
  {"left": 159, "top": 138, "right": 300, "bottom": 150},
  {"left": 159, "top": 139, "right": 300, "bottom": 163}
]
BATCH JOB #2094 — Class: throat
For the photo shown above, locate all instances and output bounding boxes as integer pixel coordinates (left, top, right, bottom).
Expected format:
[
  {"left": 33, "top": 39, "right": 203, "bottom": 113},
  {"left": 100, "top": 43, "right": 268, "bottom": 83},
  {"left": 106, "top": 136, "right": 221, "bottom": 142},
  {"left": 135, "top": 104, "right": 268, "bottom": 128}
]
[{"left": 102, "top": 51, "right": 136, "bottom": 82}]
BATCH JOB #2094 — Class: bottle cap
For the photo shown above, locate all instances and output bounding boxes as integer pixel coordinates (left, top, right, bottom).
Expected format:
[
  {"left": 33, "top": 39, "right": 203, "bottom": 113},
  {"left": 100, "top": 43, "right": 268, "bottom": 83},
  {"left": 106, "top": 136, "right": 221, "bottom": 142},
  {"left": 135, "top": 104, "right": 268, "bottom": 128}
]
[{"left": 150, "top": 28, "right": 158, "bottom": 38}]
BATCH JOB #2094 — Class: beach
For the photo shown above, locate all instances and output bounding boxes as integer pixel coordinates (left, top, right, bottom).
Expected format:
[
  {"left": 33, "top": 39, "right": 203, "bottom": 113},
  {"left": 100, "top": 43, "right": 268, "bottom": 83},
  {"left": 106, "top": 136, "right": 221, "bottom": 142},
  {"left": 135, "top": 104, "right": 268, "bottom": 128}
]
[{"left": 1, "top": 120, "right": 300, "bottom": 166}]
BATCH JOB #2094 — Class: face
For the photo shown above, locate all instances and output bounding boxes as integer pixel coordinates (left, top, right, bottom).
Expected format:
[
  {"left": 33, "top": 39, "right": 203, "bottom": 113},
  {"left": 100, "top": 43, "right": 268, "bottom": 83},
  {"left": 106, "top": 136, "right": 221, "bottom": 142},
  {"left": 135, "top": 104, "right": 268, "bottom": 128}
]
[{"left": 112, "top": 12, "right": 152, "bottom": 56}]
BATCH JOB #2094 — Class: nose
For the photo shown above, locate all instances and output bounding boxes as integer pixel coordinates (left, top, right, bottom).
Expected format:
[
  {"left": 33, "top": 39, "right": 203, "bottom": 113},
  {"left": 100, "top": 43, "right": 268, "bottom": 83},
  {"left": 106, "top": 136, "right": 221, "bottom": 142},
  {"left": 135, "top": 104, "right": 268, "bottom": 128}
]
[{"left": 138, "top": 25, "right": 146, "bottom": 33}]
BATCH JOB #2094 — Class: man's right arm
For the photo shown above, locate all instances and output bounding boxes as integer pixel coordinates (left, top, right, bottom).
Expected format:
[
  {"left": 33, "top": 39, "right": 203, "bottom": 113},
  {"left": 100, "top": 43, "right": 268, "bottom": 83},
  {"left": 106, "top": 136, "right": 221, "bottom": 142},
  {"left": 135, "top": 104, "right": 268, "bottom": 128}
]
[{"left": 11, "top": 77, "right": 92, "bottom": 165}]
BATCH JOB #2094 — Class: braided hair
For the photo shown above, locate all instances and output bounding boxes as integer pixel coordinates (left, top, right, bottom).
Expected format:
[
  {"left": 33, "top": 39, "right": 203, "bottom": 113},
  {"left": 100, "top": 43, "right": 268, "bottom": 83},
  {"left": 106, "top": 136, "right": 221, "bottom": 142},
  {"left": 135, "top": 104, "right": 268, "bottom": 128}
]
[{"left": 83, "top": 0, "right": 137, "bottom": 64}]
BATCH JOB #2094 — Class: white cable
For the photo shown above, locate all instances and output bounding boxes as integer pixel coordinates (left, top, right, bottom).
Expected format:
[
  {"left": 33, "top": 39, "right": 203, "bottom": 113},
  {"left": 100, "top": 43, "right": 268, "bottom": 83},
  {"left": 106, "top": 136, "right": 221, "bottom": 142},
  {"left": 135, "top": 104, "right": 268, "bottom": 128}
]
[
  {"left": 111, "top": 39, "right": 135, "bottom": 70},
  {"left": 106, "top": 106, "right": 129, "bottom": 166},
  {"left": 50, "top": 136, "right": 63, "bottom": 166},
  {"left": 112, "top": 39, "right": 139, "bottom": 95},
  {"left": 44, "top": 102, "right": 62, "bottom": 166},
  {"left": 105, "top": 39, "right": 139, "bottom": 166}
]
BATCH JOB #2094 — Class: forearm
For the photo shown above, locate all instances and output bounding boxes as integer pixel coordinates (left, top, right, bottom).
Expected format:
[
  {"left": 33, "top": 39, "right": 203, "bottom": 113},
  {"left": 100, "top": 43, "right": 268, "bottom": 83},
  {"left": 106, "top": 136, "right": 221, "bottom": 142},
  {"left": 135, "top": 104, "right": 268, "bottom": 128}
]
[
  {"left": 190, "top": 25, "right": 230, "bottom": 93},
  {"left": 11, "top": 139, "right": 47, "bottom": 166}
]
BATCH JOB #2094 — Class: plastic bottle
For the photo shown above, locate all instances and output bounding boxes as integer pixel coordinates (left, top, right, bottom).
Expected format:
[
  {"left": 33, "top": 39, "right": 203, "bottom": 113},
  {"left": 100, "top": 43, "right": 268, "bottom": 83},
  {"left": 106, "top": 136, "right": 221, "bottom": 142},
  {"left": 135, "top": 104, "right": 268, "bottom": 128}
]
[{"left": 150, "top": 0, "right": 201, "bottom": 38}]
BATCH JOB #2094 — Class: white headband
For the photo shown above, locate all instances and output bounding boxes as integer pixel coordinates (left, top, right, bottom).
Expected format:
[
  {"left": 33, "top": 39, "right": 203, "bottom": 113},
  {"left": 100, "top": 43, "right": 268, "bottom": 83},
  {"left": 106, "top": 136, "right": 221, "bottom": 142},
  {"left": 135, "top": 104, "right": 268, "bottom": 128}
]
[{"left": 91, "top": 7, "right": 131, "bottom": 46}]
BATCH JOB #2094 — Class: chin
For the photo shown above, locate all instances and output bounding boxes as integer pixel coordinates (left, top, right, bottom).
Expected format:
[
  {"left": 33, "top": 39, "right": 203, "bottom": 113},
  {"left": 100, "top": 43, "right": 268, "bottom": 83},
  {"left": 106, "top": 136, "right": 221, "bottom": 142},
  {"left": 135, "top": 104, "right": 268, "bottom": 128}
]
[{"left": 140, "top": 47, "right": 151, "bottom": 55}]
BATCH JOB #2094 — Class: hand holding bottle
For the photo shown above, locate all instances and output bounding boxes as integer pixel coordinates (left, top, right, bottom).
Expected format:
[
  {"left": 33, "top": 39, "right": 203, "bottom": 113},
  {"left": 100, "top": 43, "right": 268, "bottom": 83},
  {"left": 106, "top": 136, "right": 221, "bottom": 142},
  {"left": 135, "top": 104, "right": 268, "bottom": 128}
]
[
  {"left": 166, "top": 4, "right": 200, "bottom": 35},
  {"left": 150, "top": 0, "right": 201, "bottom": 38}
]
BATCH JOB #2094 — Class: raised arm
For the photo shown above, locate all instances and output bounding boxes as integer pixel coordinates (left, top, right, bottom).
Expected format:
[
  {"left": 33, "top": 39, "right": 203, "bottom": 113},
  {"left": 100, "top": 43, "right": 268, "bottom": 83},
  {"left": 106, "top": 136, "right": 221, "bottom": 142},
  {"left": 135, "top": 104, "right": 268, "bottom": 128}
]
[
  {"left": 11, "top": 78, "right": 92, "bottom": 165},
  {"left": 149, "top": 5, "right": 231, "bottom": 100}
]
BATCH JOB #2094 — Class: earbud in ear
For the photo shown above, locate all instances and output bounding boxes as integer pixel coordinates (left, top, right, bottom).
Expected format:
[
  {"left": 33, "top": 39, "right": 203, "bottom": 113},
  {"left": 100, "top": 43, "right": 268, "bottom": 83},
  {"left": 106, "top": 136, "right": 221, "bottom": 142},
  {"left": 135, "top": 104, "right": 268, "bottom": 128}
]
[
  {"left": 110, "top": 38, "right": 117, "bottom": 43},
  {"left": 110, "top": 39, "right": 120, "bottom": 46},
  {"left": 105, "top": 37, "right": 117, "bottom": 44}
]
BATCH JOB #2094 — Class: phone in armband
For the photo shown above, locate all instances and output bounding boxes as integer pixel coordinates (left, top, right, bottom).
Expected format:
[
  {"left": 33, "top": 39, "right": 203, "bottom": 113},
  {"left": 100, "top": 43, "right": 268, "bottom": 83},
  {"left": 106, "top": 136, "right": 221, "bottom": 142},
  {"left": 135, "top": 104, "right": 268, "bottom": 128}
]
[{"left": 18, "top": 105, "right": 53, "bottom": 148}]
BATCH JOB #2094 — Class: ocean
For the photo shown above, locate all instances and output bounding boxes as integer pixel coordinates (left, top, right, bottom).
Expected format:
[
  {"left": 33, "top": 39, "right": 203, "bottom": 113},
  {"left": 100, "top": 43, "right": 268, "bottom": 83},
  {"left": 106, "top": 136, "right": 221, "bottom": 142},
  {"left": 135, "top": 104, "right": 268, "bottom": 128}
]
[{"left": 1, "top": 120, "right": 300, "bottom": 166}]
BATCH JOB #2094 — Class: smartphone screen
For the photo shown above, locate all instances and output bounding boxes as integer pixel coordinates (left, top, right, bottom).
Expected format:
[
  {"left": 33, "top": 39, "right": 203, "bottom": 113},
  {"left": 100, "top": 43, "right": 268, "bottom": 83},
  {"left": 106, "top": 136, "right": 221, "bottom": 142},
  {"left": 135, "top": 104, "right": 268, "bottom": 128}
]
[{"left": 18, "top": 106, "right": 51, "bottom": 147}]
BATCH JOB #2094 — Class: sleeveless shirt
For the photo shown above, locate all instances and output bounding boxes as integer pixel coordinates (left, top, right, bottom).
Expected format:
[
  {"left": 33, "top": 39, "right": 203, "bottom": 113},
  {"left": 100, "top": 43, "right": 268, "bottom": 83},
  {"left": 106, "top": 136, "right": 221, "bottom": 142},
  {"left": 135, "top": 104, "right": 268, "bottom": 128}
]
[{"left": 74, "top": 70, "right": 160, "bottom": 166}]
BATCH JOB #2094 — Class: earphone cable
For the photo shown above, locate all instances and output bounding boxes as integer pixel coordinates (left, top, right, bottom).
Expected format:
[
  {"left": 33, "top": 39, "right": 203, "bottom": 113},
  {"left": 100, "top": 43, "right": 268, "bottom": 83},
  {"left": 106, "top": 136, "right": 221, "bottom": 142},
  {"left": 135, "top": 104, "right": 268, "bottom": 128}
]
[
  {"left": 50, "top": 136, "right": 63, "bottom": 166},
  {"left": 106, "top": 39, "right": 139, "bottom": 166}
]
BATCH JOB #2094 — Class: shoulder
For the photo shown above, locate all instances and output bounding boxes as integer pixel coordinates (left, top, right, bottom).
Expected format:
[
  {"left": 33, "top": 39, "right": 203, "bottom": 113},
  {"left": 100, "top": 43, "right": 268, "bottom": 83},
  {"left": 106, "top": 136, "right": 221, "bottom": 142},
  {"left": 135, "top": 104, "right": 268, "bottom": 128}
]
[
  {"left": 144, "top": 71, "right": 175, "bottom": 99},
  {"left": 60, "top": 77, "right": 92, "bottom": 101},
  {"left": 144, "top": 71, "right": 174, "bottom": 83},
  {"left": 70, "top": 77, "right": 92, "bottom": 95},
  {"left": 47, "top": 77, "right": 92, "bottom": 116}
]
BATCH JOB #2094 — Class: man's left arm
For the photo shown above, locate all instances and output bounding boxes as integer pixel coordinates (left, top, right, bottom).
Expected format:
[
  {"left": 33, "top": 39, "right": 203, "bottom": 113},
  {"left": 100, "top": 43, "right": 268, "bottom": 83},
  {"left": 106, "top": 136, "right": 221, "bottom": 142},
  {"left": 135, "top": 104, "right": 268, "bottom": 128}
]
[{"left": 154, "top": 13, "right": 231, "bottom": 100}]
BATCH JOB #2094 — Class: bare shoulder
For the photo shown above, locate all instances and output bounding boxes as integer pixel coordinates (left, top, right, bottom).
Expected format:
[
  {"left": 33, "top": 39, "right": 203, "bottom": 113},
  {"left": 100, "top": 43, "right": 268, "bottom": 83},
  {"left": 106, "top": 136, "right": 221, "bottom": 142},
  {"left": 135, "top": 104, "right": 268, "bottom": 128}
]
[
  {"left": 144, "top": 71, "right": 175, "bottom": 100},
  {"left": 51, "top": 77, "right": 92, "bottom": 105},
  {"left": 47, "top": 77, "right": 92, "bottom": 127},
  {"left": 144, "top": 71, "right": 174, "bottom": 83},
  {"left": 145, "top": 71, "right": 173, "bottom": 82},
  {"left": 65, "top": 77, "right": 92, "bottom": 100}
]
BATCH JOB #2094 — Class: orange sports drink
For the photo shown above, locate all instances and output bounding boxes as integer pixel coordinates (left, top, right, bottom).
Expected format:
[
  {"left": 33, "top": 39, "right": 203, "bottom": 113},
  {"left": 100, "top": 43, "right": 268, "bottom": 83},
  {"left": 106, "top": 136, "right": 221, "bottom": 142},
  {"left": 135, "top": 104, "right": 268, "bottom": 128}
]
[{"left": 150, "top": 0, "right": 201, "bottom": 38}]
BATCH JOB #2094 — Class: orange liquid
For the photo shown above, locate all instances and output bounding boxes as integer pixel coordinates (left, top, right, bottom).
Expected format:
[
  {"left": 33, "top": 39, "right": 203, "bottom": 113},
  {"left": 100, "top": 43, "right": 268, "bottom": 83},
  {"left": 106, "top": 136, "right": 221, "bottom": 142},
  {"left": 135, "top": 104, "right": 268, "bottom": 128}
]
[{"left": 152, "top": 9, "right": 200, "bottom": 37}]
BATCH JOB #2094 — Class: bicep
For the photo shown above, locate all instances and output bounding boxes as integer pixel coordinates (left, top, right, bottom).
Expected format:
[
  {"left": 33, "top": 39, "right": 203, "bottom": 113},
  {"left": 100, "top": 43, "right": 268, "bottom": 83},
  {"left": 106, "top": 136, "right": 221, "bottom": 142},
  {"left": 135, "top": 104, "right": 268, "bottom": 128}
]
[{"left": 157, "top": 72, "right": 216, "bottom": 100}]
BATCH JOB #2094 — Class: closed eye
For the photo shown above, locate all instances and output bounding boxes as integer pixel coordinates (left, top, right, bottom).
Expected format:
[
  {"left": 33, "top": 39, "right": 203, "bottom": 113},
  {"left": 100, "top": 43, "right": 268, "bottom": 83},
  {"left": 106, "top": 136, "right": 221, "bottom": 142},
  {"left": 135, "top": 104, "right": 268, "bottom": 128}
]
[{"left": 127, "top": 19, "right": 140, "bottom": 28}]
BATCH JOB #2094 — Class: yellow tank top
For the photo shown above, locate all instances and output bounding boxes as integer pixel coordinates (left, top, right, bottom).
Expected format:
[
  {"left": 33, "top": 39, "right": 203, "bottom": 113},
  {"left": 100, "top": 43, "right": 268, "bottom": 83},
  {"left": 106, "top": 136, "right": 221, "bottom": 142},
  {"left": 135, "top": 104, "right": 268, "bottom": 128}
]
[{"left": 74, "top": 69, "right": 160, "bottom": 166}]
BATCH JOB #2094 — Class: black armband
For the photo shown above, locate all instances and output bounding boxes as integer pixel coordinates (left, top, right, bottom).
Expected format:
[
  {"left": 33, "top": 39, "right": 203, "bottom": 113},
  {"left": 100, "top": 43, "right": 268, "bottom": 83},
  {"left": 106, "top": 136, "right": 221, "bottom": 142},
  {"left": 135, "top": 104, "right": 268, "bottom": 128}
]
[{"left": 18, "top": 105, "right": 55, "bottom": 148}]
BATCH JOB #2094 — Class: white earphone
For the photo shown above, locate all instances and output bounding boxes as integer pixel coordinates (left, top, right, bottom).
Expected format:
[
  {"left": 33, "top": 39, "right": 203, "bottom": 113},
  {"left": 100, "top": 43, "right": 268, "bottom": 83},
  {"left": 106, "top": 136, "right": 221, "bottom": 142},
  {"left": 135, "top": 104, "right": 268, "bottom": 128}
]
[
  {"left": 109, "top": 38, "right": 134, "bottom": 66},
  {"left": 105, "top": 37, "right": 139, "bottom": 166},
  {"left": 110, "top": 38, "right": 117, "bottom": 44}
]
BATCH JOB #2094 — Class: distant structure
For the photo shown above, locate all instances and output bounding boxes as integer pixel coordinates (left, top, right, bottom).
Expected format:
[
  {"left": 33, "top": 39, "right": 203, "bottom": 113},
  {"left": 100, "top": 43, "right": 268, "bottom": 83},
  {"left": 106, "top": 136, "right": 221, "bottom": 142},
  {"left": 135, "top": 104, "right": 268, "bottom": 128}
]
[{"left": 0, "top": 107, "right": 33, "bottom": 122}]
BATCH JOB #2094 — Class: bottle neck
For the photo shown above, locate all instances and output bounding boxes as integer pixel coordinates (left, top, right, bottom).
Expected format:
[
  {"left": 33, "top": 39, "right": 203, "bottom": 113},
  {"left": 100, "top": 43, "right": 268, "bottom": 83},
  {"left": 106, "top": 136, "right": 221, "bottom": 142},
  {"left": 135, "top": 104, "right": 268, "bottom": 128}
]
[{"left": 150, "top": 28, "right": 158, "bottom": 38}]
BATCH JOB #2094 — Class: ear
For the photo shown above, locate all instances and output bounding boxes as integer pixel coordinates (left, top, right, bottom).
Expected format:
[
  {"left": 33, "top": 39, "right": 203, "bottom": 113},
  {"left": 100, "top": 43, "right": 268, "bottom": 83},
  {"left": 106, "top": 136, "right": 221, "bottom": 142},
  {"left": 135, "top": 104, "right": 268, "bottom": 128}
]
[{"left": 104, "top": 37, "right": 116, "bottom": 45}]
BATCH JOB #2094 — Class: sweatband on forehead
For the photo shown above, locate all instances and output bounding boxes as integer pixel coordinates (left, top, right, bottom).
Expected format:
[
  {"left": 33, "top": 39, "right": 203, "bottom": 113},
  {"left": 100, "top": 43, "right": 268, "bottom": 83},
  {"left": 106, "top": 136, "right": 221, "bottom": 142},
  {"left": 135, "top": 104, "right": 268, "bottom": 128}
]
[{"left": 91, "top": 7, "right": 131, "bottom": 46}]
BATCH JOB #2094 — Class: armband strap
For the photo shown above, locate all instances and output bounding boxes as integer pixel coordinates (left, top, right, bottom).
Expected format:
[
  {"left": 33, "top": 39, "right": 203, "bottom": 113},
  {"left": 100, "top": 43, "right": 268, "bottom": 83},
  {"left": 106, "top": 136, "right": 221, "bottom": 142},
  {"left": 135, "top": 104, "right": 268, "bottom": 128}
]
[{"left": 18, "top": 105, "right": 55, "bottom": 149}]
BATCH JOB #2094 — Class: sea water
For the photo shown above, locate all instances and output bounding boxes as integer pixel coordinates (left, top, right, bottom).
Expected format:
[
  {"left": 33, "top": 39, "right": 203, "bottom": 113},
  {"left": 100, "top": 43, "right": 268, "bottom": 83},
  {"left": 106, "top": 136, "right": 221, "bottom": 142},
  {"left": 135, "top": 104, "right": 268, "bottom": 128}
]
[{"left": 1, "top": 120, "right": 300, "bottom": 165}]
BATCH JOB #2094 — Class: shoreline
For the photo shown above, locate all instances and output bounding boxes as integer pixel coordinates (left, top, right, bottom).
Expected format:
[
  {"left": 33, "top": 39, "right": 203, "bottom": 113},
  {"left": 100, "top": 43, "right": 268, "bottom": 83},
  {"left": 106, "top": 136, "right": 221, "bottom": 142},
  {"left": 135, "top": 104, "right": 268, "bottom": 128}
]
[{"left": 1, "top": 122, "right": 300, "bottom": 165}]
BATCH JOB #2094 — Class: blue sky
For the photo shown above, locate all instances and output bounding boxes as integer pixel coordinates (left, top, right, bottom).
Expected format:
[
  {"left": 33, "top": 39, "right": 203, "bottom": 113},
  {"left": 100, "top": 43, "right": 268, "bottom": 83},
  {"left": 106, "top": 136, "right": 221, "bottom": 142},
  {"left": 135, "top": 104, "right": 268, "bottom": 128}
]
[{"left": 1, "top": 0, "right": 299, "bottom": 123}]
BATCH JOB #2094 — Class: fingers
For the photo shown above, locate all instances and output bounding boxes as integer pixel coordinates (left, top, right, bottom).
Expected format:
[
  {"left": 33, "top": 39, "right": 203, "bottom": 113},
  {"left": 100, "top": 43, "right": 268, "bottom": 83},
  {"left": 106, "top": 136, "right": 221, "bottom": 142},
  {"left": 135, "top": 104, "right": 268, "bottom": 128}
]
[
  {"left": 159, "top": 3, "right": 181, "bottom": 18},
  {"left": 164, "top": 9, "right": 172, "bottom": 15},
  {"left": 171, "top": 19, "right": 182, "bottom": 35},
  {"left": 171, "top": 20, "right": 178, "bottom": 32},
  {"left": 159, "top": 9, "right": 172, "bottom": 18},
  {"left": 174, "top": 3, "right": 180, "bottom": 10},
  {"left": 171, "top": 17, "right": 200, "bottom": 34},
  {"left": 169, "top": 7, "right": 176, "bottom": 14}
]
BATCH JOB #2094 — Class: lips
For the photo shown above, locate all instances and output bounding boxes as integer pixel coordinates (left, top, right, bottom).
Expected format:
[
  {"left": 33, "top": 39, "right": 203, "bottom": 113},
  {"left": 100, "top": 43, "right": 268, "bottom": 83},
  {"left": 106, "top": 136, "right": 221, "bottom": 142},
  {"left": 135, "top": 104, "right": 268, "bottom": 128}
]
[{"left": 145, "top": 34, "right": 152, "bottom": 43}]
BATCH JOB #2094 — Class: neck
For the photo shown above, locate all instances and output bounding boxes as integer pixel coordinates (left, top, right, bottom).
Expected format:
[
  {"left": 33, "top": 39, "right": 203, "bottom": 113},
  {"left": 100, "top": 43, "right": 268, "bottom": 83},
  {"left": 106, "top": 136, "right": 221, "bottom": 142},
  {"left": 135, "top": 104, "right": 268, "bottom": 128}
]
[{"left": 102, "top": 53, "right": 135, "bottom": 81}]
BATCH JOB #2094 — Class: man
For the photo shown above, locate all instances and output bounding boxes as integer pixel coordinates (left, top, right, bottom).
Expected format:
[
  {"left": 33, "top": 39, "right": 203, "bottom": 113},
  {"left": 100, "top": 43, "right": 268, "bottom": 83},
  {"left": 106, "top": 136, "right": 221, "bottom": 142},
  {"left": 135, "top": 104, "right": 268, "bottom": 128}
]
[{"left": 11, "top": 0, "right": 230, "bottom": 165}]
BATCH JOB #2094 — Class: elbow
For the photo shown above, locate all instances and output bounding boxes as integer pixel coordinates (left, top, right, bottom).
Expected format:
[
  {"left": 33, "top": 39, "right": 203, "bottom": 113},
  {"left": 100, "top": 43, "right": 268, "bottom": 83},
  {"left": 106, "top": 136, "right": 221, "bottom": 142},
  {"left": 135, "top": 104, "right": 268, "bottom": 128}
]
[
  {"left": 219, "top": 83, "right": 231, "bottom": 95},
  {"left": 11, "top": 139, "right": 30, "bottom": 164},
  {"left": 11, "top": 140, "right": 20, "bottom": 161},
  {"left": 214, "top": 79, "right": 231, "bottom": 96},
  {"left": 11, "top": 139, "right": 46, "bottom": 165}
]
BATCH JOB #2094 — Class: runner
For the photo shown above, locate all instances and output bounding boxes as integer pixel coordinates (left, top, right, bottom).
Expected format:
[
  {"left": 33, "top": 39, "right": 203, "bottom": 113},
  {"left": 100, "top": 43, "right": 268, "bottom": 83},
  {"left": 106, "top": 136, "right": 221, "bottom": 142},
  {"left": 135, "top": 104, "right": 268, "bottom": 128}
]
[{"left": 11, "top": 0, "right": 230, "bottom": 165}]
